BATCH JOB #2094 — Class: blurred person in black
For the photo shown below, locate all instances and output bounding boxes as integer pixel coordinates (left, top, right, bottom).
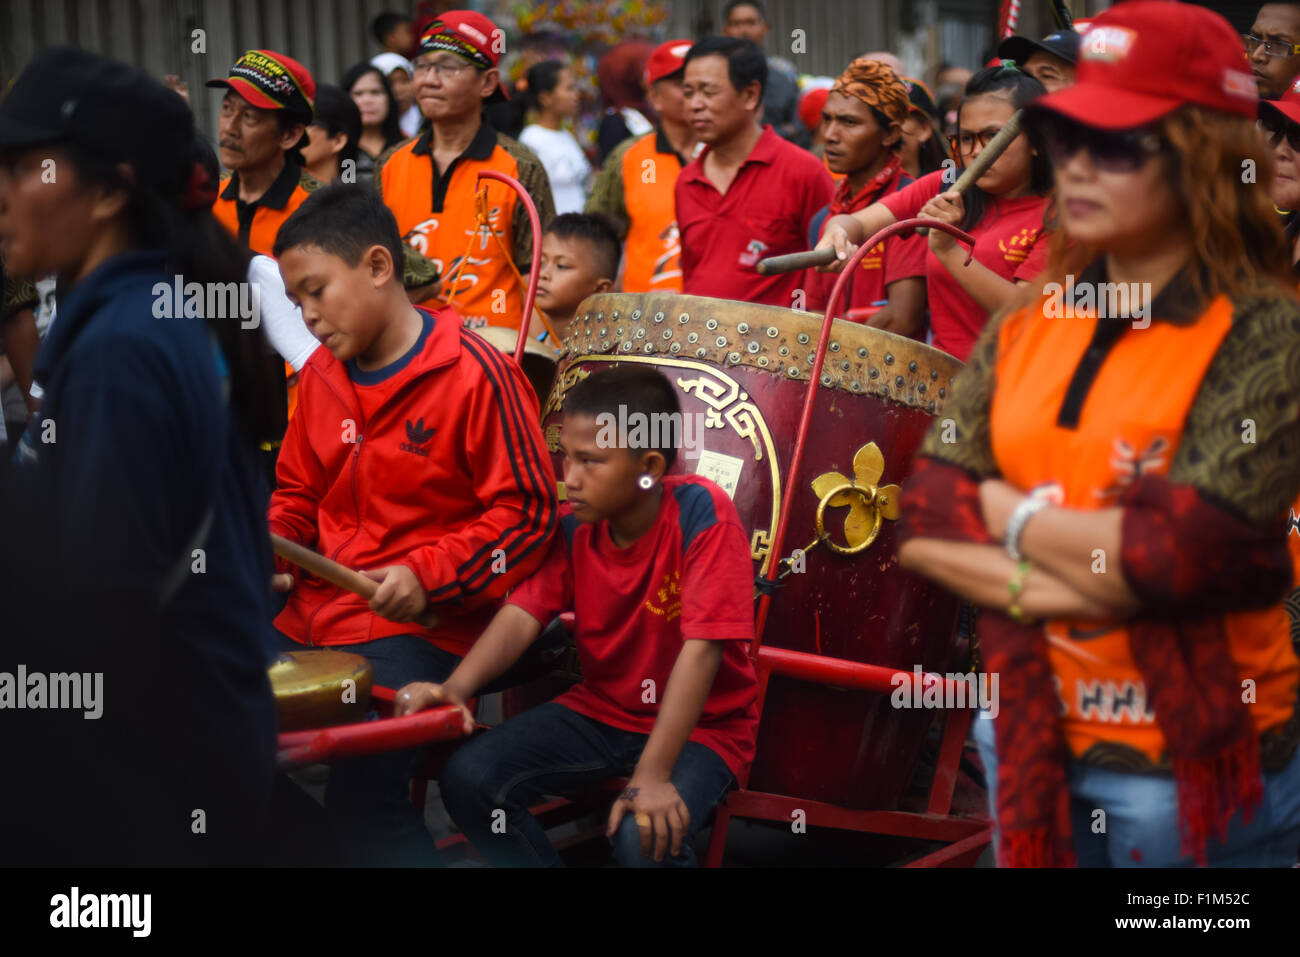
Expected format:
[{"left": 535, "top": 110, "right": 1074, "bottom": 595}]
[
  {"left": 722, "top": 0, "right": 807, "bottom": 147},
  {"left": 0, "top": 47, "right": 281, "bottom": 866},
  {"left": 373, "top": 11, "right": 416, "bottom": 58}
]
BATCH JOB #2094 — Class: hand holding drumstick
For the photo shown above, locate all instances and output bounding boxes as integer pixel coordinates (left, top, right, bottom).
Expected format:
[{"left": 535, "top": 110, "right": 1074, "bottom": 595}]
[{"left": 270, "top": 534, "right": 439, "bottom": 628}]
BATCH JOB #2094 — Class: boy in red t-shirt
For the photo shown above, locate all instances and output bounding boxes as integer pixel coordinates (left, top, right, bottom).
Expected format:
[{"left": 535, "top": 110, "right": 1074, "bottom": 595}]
[
  {"left": 396, "top": 366, "right": 760, "bottom": 866},
  {"left": 268, "top": 183, "right": 557, "bottom": 864}
]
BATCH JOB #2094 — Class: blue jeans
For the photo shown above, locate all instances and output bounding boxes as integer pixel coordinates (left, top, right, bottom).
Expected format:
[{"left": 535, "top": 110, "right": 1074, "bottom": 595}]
[
  {"left": 973, "top": 713, "right": 1300, "bottom": 866},
  {"left": 276, "top": 631, "right": 461, "bottom": 866},
  {"left": 439, "top": 701, "right": 736, "bottom": 867}
]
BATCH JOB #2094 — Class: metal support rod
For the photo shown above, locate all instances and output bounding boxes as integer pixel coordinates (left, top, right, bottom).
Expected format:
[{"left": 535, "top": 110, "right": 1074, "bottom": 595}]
[
  {"left": 476, "top": 169, "right": 543, "bottom": 362},
  {"left": 750, "top": 218, "right": 976, "bottom": 660}
]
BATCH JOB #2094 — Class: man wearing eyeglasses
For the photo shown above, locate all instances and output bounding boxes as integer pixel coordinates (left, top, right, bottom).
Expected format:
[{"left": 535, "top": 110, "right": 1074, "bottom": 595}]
[
  {"left": 1245, "top": 3, "right": 1300, "bottom": 99},
  {"left": 376, "top": 10, "right": 556, "bottom": 331}
]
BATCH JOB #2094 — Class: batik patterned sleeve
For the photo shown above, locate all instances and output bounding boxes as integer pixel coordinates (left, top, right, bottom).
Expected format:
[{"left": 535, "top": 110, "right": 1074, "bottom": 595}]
[{"left": 916, "top": 310, "right": 1005, "bottom": 479}]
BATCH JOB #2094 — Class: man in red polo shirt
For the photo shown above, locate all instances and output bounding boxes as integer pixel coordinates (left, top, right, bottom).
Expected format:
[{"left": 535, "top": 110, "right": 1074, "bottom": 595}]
[{"left": 676, "top": 36, "right": 833, "bottom": 308}]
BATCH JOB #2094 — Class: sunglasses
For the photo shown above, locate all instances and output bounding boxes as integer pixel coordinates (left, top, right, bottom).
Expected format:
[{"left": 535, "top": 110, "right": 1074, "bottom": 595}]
[
  {"left": 1035, "top": 115, "right": 1166, "bottom": 173},
  {"left": 1259, "top": 112, "right": 1300, "bottom": 152}
]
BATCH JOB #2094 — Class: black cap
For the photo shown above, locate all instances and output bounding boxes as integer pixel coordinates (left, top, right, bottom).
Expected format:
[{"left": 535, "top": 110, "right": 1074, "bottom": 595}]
[
  {"left": 997, "top": 30, "right": 1081, "bottom": 68},
  {"left": 0, "top": 46, "right": 194, "bottom": 194},
  {"left": 903, "top": 76, "right": 939, "bottom": 120}
]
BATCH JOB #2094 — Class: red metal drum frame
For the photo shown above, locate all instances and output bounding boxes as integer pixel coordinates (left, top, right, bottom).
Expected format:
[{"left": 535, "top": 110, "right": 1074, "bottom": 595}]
[{"left": 704, "top": 219, "right": 993, "bottom": 866}]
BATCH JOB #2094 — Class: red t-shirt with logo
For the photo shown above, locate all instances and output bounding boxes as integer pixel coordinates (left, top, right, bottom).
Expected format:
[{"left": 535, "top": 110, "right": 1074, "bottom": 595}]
[
  {"left": 675, "top": 125, "right": 835, "bottom": 308},
  {"left": 880, "top": 169, "right": 1050, "bottom": 360},
  {"left": 506, "top": 475, "right": 760, "bottom": 780},
  {"left": 806, "top": 163, "right": 927, "bottom": 318}
]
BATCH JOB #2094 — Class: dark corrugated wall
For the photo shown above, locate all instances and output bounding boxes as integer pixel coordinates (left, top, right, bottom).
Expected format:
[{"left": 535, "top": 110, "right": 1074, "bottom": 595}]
[{"left": 1, "top": 0, "right": 397, "bottom": 146}]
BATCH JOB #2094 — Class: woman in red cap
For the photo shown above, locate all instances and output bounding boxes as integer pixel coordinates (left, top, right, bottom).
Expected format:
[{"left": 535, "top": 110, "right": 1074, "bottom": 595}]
[
  {"left": 1260, "top": 83, "right": 1300, "bottom": 268},
  {"left": 1255, "top": 87, "right": 1300, "bottom": 659},
  {"left": 897, "top": 0, "right": 1300, "bottom": 867}
]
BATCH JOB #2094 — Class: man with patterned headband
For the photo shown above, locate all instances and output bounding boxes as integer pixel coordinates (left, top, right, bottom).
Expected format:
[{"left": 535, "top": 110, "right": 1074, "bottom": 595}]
[
  {"left": 377, "top": 10, "right": 556, "bottom": 332},
  {"left": 805, "top": 57, "right": 927, "bottom": 338}
]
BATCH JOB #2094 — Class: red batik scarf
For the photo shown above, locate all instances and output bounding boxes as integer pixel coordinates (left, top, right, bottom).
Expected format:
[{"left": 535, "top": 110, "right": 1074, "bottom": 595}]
[
  {"left": 828, "top": 153, "right": 904, "bottom": 217},
  {"left": 900, "top": 456, "right": 1282, "bottom": 866}
]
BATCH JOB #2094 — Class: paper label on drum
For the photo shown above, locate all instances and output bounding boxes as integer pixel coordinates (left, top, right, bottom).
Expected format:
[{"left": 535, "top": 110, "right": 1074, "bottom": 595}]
[{"left": 694, "top": 449, "right": 744, "bottom": 499}]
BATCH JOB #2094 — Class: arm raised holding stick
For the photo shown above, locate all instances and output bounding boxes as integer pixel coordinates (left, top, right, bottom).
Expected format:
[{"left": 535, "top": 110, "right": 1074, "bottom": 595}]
[{"left": 760, "top": 108, "right": 1025, "bottom": 276}]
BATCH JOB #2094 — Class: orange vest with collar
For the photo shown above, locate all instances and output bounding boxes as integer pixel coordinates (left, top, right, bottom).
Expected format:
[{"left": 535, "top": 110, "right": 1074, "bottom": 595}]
[{"left": 990, "top": 294, "right": 1299, "bottom": 763}]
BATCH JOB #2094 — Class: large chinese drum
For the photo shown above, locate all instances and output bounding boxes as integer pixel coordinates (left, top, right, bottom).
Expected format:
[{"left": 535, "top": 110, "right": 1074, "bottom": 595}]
[{"left": 541, "top": 293, "right": 964, "bottom": 809}]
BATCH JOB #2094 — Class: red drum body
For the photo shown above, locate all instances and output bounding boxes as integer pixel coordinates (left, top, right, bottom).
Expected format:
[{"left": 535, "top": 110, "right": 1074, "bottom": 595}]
[{"left": 543, "top": 294, "right": 964, "bottom": 808}]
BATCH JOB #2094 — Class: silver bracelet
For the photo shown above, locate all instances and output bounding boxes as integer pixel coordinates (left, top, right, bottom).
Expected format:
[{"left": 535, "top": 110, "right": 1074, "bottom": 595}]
[{"left": 1004, "top": 495, "right": 1050, "bottom": 562}]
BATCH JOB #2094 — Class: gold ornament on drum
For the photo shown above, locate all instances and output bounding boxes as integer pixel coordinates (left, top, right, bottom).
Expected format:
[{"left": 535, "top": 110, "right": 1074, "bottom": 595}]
[{"left": 808, "top": 442, "right": 901, "bottom": 555}]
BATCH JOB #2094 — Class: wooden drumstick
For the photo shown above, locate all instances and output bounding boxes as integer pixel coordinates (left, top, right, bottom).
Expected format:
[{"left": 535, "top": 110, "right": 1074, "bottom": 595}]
[
  {"left": 914, "top": 109, "right": 1024, "bottom": 235},
  {"left": 271, "top": 533, "right": 439, "bottom": 629},
  {"left": 755, "top": 248, "right": 837, "bottom": 276}
]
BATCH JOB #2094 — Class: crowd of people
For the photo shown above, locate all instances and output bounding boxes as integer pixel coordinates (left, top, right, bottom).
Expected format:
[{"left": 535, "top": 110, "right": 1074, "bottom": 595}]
[{"left": 1, "top": 0, "right": 1300, "bottom": 870}]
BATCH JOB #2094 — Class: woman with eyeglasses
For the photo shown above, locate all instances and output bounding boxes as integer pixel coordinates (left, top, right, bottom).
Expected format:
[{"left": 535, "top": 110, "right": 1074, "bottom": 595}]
[
  {"left": 815, "top": 64, "right": 1052, "bottom": 360},
  {"left": 896, "top": 1, "right": 1300, "bottom": 867}
]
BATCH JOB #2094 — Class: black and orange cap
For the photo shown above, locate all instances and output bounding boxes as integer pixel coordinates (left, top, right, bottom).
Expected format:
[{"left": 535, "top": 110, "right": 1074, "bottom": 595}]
[{"left": 207, "top": 49, "right": 316, "bottom": 118}]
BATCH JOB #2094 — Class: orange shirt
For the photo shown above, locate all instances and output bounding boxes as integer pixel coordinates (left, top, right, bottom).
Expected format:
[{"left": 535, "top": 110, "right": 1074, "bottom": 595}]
[
  {"left": 377, "top": 122, "right": 554, "bottom": 330},
  {"left": 990, "top": 288, "right": 1299, "bottom": 763},
  {"left": 212, "top": 160, "right": 316, "bottom": 257},
  {"left": 599, "top": 130, "right": 685, "bottom": 293},
  {"left": 213, "top": 160, "right": 317, "bottom": 424}
]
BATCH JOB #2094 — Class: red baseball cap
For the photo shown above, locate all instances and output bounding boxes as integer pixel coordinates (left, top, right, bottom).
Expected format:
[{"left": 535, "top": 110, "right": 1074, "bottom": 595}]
[
  {"left": 798, "top": 87, "right": 829, "bottom": 133},
  {"left": 1027, "top": 1, "right": 1256, "bottom": 130},
  {"left": 1261, "top": 77, "right": 1300, "bottom": 127},
  {"left": 418, "top": 10, "right": 509, "bottom": 102},
  {"left": 207, "top": 49, "right": 315, "bottom": 117},
  {"left": 646, "top": 39, "right": 692, "bottom": 85}
]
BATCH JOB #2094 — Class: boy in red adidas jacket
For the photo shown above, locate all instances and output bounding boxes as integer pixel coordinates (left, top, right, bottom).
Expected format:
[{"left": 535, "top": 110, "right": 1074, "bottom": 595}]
[
  {"left": 396, "top": 366, "right": 759, "bottom": 867},
  {"left": 269, "top": 184, "right": 557, "bottom": 865}
]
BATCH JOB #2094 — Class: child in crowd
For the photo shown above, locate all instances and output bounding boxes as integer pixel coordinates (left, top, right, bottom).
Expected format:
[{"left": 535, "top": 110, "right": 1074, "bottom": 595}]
[
  {"left": 268, "top": 183, "right": 557, "bottom": 865},
  {"left": 534, "top": 212, "right": 621, "bottom": 330},
  {"left": 396, "top": 366, "right": 760, "bottom": 866}
]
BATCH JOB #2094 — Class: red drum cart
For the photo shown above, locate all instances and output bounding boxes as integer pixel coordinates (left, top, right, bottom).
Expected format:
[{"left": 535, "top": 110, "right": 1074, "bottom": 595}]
[
  {"left": 270, "top": 167, "right": 993, "bottom": 865},
  {"left": 533, "top": 219, "right": 992, "bottom": 866}
]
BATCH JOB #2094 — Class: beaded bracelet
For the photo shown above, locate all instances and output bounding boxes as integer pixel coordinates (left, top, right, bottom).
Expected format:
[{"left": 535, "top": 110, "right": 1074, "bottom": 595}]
[{"left": 1007, "top": 559, "right": 1034, "bottom": 623}]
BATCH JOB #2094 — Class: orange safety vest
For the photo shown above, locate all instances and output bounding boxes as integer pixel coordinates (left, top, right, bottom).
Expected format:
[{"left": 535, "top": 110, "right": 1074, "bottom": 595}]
[
  {"left": 620, "top": 131, "right": 683, "bottom": 293},
  {"left": 378, "top": 123, "right": 528, "bottom": 328},
  {"left": 990, "top": 293, "right": 1300, "bottom": 764}
]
